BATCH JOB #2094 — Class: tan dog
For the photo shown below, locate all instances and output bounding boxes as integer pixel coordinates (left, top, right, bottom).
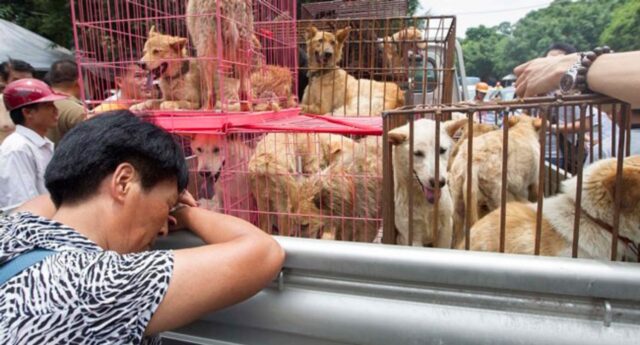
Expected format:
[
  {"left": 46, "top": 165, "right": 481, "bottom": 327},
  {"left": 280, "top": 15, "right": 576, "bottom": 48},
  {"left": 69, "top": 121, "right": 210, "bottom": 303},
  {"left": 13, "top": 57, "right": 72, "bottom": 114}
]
[
  {"left": 134, "top": 27, "right": 201, "bottom": 111},
  {"left": 378, "top": 27, "right": 427, "bottom": 69},
  {"left": 448, "top": 115, "right": 543, "bottom": 245},
  {"left": 388, "top": 118, "right": 464, "bottom": 247},
  {"left": 190, "top": 134, "right": 254, "bottom": 219},
  {"left": 313, "top": 136, "right": 382, "bottom": 242},
  {"left": 221, "top": 65, "right": 296, "bottom": 112},
  {"left": 301, "top": 26, "right": 404, "bottom": 116},
  {"left": 248, "top": 132, "right": 349, "bottom": 237},
  {"left": 187, "top": 0, "right": 254, "bottom": 110},
  {"left": 446, "top": 121, "right": 500, "bottom": 171},
  {"left": 463, "top": 156, "right": 640, "bottom": 261}
]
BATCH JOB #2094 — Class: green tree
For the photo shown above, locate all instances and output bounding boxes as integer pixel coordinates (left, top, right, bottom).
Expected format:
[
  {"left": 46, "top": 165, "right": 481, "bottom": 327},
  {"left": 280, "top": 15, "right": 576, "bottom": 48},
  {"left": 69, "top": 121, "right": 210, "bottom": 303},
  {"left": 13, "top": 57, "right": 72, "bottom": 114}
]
[
  {"left": 461, "top": 23, "right": 511, "bottom": 81},
  {"left": 600, "top": 0, "right": 640, "bottom": 51},
  {"left": 0, "top": 0, "right": 73, "bottom": 48}
]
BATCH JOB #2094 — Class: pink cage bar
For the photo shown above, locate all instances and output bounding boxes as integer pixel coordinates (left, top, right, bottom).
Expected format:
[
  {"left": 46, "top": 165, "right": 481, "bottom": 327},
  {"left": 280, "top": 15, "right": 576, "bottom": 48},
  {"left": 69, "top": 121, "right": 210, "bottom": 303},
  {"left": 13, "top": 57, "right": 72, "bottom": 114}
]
[
  {"left": 162, "top": 115, "right": 384, "bottom": 242},
  {"left": 70, "top": 0, "right": 299, "bottom": 117}
]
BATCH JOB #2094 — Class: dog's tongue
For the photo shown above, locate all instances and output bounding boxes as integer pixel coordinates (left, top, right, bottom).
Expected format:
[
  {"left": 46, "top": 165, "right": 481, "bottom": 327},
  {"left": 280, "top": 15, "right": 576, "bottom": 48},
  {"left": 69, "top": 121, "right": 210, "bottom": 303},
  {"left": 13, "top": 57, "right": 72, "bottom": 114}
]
[
  {"left": 423, "top": 186, "right": 440, "bottom": 204},
  {"left": 146, "top": 72, "right": 154, "bottom": 88}
]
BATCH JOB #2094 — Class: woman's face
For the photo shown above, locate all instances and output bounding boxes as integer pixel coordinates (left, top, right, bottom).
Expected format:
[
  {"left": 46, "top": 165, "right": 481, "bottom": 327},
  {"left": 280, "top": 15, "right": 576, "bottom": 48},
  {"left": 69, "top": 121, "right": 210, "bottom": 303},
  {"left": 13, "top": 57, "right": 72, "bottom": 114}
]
[{"left": 121, "top": 178, "right": 179, "bottom": 252}]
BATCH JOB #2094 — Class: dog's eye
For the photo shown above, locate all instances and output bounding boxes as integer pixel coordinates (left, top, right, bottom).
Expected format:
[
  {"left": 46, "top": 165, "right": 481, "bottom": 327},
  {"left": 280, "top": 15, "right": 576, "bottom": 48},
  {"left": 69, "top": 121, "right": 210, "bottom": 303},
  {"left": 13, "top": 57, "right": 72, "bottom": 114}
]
[
  {"left": 439, "top": 147, "right": 447, "bottom": 155},
  {"left": 195, "top": 147, "right": 203, "bottom": 153},
  {"left": 414, "top": 150, "right": 424, "bottom": 158},
  {"left": 213, "top": 147, "right": 220, "bottom": 154},
  {"left": 318, "top": 38, "right": 324, "bottom": 44},
  {"left": 152, "top": 49, "right": 160, "bottom": 55}
]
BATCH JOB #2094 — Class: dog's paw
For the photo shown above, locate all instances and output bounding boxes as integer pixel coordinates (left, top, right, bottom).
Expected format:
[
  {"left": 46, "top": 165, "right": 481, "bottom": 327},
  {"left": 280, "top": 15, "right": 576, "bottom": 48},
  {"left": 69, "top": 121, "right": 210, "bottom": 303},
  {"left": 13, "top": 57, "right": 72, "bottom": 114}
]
[{"left": 160, "top": 101, "right": 183, "bottom": 110}]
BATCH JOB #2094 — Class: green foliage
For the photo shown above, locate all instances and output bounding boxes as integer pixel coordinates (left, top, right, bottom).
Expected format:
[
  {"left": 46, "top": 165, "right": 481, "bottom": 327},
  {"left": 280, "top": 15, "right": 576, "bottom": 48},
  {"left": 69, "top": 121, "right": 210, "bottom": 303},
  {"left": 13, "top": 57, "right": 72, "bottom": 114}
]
[
  {"left": 600, "top": 0, "right": 640, "bottom": 51},
  {"left": 0, "top": 0, "right": 73, "bottom": 48},
  {"left": 461, "top": 0, "right": 639, "bottom": 81}
]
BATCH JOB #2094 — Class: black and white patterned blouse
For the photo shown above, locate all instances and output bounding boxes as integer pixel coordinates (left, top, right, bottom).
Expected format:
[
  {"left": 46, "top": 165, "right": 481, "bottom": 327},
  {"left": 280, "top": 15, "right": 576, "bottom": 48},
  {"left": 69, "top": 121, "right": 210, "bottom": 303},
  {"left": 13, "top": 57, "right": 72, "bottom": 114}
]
[{"left": 0, "top": 212, "right": 174, "bottom": 344}]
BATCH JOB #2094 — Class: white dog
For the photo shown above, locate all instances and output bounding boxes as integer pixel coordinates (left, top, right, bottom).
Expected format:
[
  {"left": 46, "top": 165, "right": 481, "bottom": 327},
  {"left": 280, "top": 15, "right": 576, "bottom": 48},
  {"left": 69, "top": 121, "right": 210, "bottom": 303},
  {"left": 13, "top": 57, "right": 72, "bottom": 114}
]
[{"left": 388, "top": 118, "right": 465, "bottom": 247}]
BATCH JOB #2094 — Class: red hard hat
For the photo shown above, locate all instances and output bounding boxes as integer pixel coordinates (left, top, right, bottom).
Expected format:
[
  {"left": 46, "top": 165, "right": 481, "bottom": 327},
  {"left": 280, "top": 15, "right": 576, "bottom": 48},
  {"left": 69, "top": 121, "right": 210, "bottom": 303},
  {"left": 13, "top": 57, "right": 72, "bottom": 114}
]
[{"left": 3, "top": 78, "right": 68, "bottom": 112}]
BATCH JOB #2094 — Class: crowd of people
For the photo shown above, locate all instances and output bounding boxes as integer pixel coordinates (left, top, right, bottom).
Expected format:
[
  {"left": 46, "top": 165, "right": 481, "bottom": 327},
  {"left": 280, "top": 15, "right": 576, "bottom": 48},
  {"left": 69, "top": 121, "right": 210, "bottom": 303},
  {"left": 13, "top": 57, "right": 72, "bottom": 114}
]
[{"left": 0, "top": 43, "right": 638, "bottom": 343}]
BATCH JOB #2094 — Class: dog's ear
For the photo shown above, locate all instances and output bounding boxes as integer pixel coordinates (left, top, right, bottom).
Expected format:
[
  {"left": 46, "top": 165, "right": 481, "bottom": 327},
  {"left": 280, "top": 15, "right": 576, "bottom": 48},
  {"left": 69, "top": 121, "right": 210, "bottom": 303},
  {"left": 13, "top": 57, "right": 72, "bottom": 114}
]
[
  {"left": 443, "top": 118, "right": 468, "bottom": 139},
  {"left": 602, "top": 164, "right": 640, "bottom": 213},
  {"left": 532, "top": 118, "right": 544, "bottom": 131},
  {"left": 336, "top": 26, "right": 351, "bottom": 44},
  {"left": 506, "top": 116, "right": 520, "bottom": 128},
  {"left": 388, "top": 126, "right": 408, "bottom": 146},
  {"left": 170, "top": 37, "right": 188, "bottom": 52},
  {"left": 305, "top": 25, "right": 318, "bottom": 41},
  {"left": 148, "top": 25, "right": 158, "bottom": 37},
  {"left": 312, "top": 185, "right": 332, "bottom": 210}
]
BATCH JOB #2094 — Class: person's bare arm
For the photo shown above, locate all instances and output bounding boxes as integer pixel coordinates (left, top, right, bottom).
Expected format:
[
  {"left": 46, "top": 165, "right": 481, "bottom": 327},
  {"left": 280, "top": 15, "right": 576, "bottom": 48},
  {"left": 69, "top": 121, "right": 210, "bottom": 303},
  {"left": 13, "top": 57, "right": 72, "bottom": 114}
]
[
  {"left": 514, "top": 51, "right": 640, "bottom": 107},
  {"left": 587, "top": 51, "right": 640, "bottom": 107},
  {"left": 145, "top": 206, "right": 285, "bottom": 335}
]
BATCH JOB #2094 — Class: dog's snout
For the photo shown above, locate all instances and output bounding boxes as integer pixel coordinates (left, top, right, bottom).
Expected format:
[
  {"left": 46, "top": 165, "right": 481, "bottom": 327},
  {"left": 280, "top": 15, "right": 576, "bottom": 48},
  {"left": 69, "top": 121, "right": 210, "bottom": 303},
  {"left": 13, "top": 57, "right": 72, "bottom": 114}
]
[
  {"left": 429, "top": 177, "right": 446, "bottom": 188},
  {"left": 323, "top": 51, "right": 333, "bottom": 59}
]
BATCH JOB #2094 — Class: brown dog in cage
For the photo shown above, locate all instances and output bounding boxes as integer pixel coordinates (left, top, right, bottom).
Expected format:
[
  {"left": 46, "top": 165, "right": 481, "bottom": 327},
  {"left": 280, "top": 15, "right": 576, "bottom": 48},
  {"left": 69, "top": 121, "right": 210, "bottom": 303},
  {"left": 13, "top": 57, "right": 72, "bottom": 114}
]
[
  {"left": 133, "top": 26, "right": 201, "bottom": 111},
  {"left": 448, "top": 114, "right": 543, "bottom": 245},
  {"left": 190, "top": 134, "right": 254, "bottom": 217},
  {"left": 301, "top": 26, "right": 405, "bottom": 116},
  {"left": 446, "top": 119, "right": 500, "bottom": 171},
  {"left": 248, "top": 132, "right": 349, "bottom": 238},
  {"left": 220, "top": 65, "right": 296, "bottom": 112},
  {"left": 378, "top": 27, "right": 427, "bottom": 70},
  {"left": 463, "top": 156, "right": 640, "bottom": 261},
  {"left": 187, "top": 0, "right": 254, "bottom": 110},
  {"left": 388, "top": 118, "right": 466, "bottom": 247},
  {"left": 313, "top": 136, "right": 382, "bottom": 242}
]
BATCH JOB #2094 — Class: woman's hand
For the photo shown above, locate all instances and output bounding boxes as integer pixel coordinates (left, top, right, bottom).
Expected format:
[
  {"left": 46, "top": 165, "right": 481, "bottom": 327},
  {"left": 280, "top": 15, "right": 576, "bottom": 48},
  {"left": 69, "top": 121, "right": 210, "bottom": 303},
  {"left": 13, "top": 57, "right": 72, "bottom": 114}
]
[
  {"left": 168, "top": 190, "right": 198, "bottom": 232},
  {"left": 514, "top": 53, "right": 578, "bottom": 98}
]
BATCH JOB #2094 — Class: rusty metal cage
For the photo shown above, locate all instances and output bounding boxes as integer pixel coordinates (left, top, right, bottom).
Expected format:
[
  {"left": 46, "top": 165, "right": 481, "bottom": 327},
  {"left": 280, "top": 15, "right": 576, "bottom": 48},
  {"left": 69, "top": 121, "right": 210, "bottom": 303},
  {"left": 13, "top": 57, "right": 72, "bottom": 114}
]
[
  {"left": 382, "top": 94, "right": 637, "bottom": 262},
  {"left": 71, "top": 0, "right": 298, "bottom": 116},
  {"left": 297, "top": 15, "right": 456, "bottom": 116},
  {"left": 300, "top": 0, "right": 409, "bottom": 20}
]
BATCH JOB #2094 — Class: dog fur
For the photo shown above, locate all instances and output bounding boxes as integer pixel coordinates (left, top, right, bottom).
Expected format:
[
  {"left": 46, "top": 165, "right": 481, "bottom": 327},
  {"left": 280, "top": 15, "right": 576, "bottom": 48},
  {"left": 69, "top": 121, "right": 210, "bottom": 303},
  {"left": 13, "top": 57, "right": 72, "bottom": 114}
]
[
  {"left": 446, "top": 120, "right": 500, "bottom": 171},
  {"left": 248, "top": 132, "right": 350, "bottom": 237},
  {"left": 462, "top": 156, "right": 640, "bottom": 261},
  {"left": 378, "top": 27, "right": 427, "bottom": 70},
  {"left": 388, "top": 119, "right": 463, "bottom": 247},
  {"left": 134, "top": 27, "right": 201, "bottom": 111},
  {"left": 313, "top": 136, "right": 382, "bottom": 242},
  {"left": 448, "top": 114, "right": 543, "bottom": 245},
  {"left": 190, "top": 133, "right": 254, "bottom": 219},
  {"left": 220, "top": 65, "right": 296, "bottom": 112},
  {"left": 187, "top": 0, "right": 254, "bottom": 110},
  {"left": 301, "top": 26, "right": 404, "bottom": 116}
]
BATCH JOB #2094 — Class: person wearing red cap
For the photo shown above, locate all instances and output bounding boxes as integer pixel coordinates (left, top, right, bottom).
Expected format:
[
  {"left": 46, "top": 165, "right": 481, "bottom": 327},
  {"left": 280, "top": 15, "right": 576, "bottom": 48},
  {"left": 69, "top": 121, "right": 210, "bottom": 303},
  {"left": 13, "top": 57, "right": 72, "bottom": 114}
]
[{"left": 0, "top": 78, "right": 67, "bottom": 209}]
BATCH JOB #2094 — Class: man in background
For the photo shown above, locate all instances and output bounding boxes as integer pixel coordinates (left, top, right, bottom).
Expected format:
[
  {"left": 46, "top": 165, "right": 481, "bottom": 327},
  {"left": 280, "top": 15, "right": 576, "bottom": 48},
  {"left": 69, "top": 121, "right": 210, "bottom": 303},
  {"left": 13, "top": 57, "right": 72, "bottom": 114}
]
[
  {"left": 46, "top": 59, "right": 86, "bottom": 144},
  {"left": 0, "top": 59, "right": 35, "bottom": 143},
  {"left": 0, "top": 79, "right": 67, "bottom": 209},
  {"left": 92, "top": 64, "right": 159, "bottom": 116}
]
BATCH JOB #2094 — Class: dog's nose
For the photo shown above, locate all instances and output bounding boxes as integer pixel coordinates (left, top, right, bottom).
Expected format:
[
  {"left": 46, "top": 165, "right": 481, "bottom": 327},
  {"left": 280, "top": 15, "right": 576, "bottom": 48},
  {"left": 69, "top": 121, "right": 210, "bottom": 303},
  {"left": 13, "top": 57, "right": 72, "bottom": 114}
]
[
  {"left": 137, "top": 61, "right": 147, "bottom": 70},
  {"left": 323, "top": 51, "right": 333, "bottom": 59},
  {"left": 429, "top": 178, "right": 446, "bottom": 188},
  {"left": 199, "top": 171, "right": 212, "bottom": 178}
]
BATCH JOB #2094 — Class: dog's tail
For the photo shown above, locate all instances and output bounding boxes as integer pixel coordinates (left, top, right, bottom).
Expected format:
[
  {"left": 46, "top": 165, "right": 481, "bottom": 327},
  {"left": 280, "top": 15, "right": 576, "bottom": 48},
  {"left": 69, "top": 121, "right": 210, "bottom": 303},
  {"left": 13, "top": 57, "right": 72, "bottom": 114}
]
[{"left": 463, "top": 166, "right": 480, "bottom": 231}]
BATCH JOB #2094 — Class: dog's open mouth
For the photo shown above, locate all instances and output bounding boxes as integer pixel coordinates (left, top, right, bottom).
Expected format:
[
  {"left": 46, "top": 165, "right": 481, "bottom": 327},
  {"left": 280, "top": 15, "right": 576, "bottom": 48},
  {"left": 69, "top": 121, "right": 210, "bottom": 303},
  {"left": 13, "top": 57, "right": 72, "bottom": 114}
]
[
  {"left": 422, "top": 186, "right": 440, "bottom": 204},
  {"left": 150, "top": 62, "right": 168, "bottom": 79},
  {"left": 414, "top": 170, "right": 441, "bottom": 204},
  {"left": 314, "top": 52, "right": 330, "bottom": 66}
]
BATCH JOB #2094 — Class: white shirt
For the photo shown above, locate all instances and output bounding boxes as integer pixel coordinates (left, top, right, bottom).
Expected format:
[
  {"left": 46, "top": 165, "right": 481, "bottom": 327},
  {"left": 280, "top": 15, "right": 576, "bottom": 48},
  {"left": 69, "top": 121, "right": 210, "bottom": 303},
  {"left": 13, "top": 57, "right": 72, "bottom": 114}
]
[{"left": 0, "top": 125, "right": 54, "bottom": 209}]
